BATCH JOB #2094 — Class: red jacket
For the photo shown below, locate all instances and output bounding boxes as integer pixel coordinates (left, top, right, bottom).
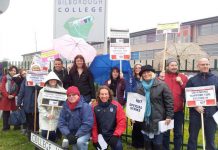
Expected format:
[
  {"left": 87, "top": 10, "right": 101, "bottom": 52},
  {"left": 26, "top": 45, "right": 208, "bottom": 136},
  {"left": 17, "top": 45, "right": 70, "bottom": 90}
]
[
  {"left": 164, "top": 73, "right": 188, "bottom": 112},
  {"left": 0, "top": 75, "right": 17, "bottom": 111},
  {"left": 92, "top": 100, "right": 126, "bottom": 143}
]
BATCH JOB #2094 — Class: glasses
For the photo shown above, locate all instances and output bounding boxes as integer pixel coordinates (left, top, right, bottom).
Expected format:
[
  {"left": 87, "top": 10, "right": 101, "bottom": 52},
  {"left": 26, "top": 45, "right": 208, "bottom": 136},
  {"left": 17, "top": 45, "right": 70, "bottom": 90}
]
[{"left": 199, "top": 64, "right": 210, "bottom": 66}]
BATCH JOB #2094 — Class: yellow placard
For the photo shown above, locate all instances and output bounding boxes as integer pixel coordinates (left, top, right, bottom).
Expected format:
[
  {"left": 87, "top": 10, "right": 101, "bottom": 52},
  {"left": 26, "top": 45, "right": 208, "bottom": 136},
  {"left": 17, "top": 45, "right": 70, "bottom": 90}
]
[{"left": 41, "top": 50, "right": 59, "bottom": 58}]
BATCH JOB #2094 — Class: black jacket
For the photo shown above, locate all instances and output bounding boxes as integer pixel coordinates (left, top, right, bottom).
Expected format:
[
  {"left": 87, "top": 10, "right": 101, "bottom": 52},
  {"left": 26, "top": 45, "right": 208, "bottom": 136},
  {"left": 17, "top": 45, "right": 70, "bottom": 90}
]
[
  {"left": 135, "top": 78, "right": 174, "bottom": 133},
  {"left": 68, "top": 69, "right": 95, "bottom": 99},
  {"left": 53, "top": 68, "right": 69, "bottom": 89}
]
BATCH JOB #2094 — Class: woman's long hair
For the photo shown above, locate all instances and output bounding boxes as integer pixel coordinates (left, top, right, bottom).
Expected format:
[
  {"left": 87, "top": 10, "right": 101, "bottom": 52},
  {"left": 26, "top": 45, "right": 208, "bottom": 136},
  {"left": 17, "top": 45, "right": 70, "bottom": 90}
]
[
  {"left": 96, "top": 85, "right": 114, "bottom": 103},
  {"left": 110, "top": 67, "right": 120, "bottom": 80},
  {"left": 70, "top": 55, "right": 87, "bottom": 74}
]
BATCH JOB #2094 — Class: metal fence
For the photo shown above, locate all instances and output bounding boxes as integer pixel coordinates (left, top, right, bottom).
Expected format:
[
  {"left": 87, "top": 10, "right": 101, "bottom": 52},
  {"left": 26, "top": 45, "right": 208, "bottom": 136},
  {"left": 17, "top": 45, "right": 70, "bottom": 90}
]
[{"left": 1, "top": 59, "right": 218, "bottom": 149}]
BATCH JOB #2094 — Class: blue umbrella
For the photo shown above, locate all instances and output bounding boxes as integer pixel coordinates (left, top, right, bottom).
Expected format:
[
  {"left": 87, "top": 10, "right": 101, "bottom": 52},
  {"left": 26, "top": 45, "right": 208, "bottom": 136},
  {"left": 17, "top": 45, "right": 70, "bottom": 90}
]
[{"left": 89, "top": 54, "right": 134, "bottom": 93}]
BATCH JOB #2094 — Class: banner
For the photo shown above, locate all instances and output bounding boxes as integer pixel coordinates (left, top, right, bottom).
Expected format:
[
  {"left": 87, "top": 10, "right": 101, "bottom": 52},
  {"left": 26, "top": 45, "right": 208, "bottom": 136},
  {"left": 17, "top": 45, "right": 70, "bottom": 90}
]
[
  {"left": 54, "top": 0, "right": 107, "bottom": 42},
  {"left": 126, "top": 92, "right": 146, "bottom": 122},
  {"left": 41, "top": 50, "right": 60, "bottom": 62},
  {"left": 185, "top": 85, "right": 217, "bottom": 107},
  {"left": 110, "top": 29, "right": 131, "bottom": 60},
  {"left": 31, "top": 132, "right": 63, "bottom": 150}
]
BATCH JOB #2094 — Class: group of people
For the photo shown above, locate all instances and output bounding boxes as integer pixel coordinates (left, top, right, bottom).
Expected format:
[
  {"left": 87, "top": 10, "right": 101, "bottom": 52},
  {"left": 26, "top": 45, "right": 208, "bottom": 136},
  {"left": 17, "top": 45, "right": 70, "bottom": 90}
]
[{"left": 0, "top": 55, "right": 217, "bottom": 150}]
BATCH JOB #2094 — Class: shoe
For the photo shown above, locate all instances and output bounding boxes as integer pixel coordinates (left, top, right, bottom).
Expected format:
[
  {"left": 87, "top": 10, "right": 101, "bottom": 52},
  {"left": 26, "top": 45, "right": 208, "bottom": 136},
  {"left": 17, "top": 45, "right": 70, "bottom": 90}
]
[
  {"left": 2, "top": 128, "right": 10, "bottom": 131},
  {"left": 13, "top": 126, "right": 21, "bottom": 130}
]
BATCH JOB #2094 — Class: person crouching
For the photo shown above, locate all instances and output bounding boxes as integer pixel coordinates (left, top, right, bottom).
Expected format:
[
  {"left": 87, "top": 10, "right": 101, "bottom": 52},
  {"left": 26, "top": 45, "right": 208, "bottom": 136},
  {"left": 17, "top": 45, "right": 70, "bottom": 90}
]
[{"left": 58, "top": 86, "right": 94, "bottom": 150}]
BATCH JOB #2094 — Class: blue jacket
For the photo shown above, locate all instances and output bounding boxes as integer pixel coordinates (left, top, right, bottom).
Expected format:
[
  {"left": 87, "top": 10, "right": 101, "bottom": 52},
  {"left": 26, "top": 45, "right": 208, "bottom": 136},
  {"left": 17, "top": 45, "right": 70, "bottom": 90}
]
[
  {"left": 17, "top": 79, "right": 36, "bottom": 113},
  {"left": 186, "top": 72, "right": 218, "bottom": 116},
  {"left": 58, "top": 98, "right": 94, "bottom": 137}
]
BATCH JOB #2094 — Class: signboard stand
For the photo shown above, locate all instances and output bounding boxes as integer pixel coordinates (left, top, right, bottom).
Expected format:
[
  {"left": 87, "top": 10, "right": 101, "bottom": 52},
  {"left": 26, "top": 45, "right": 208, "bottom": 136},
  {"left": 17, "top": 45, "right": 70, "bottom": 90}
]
[
  {"left": 47, "top": 106, "right": 54, "bottom": 140},
  {"left": 34, "top": 85, "right": 37, "bottom": 132},
  {"left": 201, "top": 113, "right": 206, "bottom": 150}
]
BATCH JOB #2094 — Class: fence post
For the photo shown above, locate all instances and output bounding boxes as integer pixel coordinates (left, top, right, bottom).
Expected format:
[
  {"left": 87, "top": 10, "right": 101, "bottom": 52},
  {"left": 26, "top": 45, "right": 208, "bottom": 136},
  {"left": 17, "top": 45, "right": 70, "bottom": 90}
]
[
  {"left": 192, "top": 59, "right": 195, "bottom": 71},
  {"left": 214, "top": 59, "right": 217, "bottom": 70}
]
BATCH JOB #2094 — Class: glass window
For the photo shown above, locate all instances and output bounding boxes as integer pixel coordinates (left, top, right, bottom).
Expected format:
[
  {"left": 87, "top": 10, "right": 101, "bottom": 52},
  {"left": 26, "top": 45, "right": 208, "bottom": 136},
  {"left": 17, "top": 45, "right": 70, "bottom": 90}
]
[
  {"left": 198, "top": 24, "right": 212, "bottom": 36},
  {"left": 147, "top": 34, "right": 156, "bottom": 43}
]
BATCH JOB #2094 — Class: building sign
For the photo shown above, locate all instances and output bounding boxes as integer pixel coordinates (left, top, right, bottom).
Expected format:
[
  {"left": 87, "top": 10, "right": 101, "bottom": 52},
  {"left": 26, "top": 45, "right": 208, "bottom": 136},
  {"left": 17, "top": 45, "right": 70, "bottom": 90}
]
[
  {"left": 54, "top": 0, "right": 107, "bottom": 42},
  {"left": 126, "top": 92, "right": 146, "bottom": 122},
  {"left": 31, "top": 132, "right": 63, "bottom": 150},
  {"left": 131, "top": 52, "right": 140, "bottom": 60},
  {"left": 185, "top": 85, "right": 217, "bottom": 107},
  {"left": 156, "top": 22, "right": 180, "bottom": 34},
  {"left": 110, "top": 29, "right": 131, "bottom": 60}
]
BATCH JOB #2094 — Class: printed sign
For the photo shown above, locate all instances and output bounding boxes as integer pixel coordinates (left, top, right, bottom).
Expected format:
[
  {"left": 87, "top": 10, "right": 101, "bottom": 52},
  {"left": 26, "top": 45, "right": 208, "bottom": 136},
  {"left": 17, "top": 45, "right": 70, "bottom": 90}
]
[
  {"left": 156, "top": 22, "right": 180, "bottom": 34},
  {"left": 26, "top": 71, "right": 47, "bottom": 87},
  {"left": 110, "top": 29, "right": 131, "bottom": 60},
  {"left": 185, "top": 85, "right": 217, "bottom": 107},
  {"left": 41, "top": 50, "right": 60, "bottom": 62},
  {"left": 54, "top": 0, "right": 107, "bottom": 42},
  {"left": 42, "top": 87, "right": 67, "bottom": 107},
  {"left": 126, "top": 92, "right": 146, "bottom": 122},
  {"left": 31, "top": 132, "right": 63, "bottom": 150}
]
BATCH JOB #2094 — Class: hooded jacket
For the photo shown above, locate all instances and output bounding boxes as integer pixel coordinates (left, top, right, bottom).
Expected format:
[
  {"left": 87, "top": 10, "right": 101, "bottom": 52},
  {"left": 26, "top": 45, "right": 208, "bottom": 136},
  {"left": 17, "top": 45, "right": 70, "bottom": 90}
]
[{"left": 37, "top": 72, "right": 66, "bottom": 131}]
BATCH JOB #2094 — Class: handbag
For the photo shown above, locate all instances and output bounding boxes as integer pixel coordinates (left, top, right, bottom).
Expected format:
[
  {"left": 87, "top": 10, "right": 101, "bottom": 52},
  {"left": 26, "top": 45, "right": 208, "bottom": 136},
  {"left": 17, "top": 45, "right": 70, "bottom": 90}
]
[{"left": 9, "top": 109, "right": 26, "bottom": 126}]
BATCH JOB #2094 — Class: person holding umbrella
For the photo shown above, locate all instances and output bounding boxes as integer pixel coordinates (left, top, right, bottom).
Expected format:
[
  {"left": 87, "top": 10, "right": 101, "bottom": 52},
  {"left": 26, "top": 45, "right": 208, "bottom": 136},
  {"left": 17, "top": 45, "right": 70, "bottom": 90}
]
[
  {"left": 92, "top": 85, "right": 126, "bottom": 150},
  {"left": 134, "top": 65, "right": 174, "bottom": 149},
  {"left": 37, "top": 71, "right": 65, "bottom": 142},
  {"left": 68, "top": 55, "right": 95, "bottom": 103},
  {"left": 105, "top": 67, "right": 126, "bottom": 106}
]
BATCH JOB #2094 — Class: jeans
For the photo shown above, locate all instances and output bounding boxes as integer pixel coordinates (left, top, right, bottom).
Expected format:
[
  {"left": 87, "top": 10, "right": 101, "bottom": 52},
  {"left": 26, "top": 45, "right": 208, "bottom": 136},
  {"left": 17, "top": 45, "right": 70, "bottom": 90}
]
[
  {"left": 72, "top": 133, "right": 90, "bottom": 150},
  {"left": 143, "top": 133, "right": 163, "bottom": 145},
  {"left": 163, "top": 111, "right": 184, "bottom": 150},
  {"left": 187, "top": 110, "right": 217, "bottom": 150},
  {"left": 110, "top": 138, "right": 123, "bottom": 150},
  {"left": 41, "top": 130, "right": 57, "bottom": 142}
]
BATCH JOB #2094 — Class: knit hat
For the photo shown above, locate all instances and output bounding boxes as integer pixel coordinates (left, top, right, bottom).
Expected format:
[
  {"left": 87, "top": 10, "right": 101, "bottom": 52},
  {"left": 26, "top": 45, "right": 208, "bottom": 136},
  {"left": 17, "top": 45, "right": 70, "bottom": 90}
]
[
  {"left": 139, "top": 65, "right": 155, "bottom": 76},
  {"left": 166, "top": 57, "right": 178, "bottom": 66},
  {"left": 66, "top": 86, "right": 80, "bottom": 97}
]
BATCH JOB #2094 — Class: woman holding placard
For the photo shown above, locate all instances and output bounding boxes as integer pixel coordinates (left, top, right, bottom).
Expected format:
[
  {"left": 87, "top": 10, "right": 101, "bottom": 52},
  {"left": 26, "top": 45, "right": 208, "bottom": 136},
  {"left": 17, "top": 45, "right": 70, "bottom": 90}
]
[
  {"left": 134, "top": 65, "right": 173, "bottom": 150},
  {"left": 37, "top": 71, "right": 65, "bottom": 142}
]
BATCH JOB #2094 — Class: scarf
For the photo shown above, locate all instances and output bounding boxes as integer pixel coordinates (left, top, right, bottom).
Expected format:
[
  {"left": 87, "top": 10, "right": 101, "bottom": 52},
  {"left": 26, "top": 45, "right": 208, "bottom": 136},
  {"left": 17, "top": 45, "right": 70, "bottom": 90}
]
[
  {"left": 67, "top": 99, "right": 80, "bottom": 111},
  {"left": 142, "top": 79, "right": 154, "bottom": 124},
  {"left": 6, "top": 74, "right": 18, "bottom": 95}
]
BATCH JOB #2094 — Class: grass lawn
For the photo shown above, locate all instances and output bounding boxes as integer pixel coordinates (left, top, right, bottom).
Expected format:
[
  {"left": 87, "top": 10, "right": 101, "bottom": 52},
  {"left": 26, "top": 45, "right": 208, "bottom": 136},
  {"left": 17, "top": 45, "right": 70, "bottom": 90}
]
[{"left": 0, "top": 117, "right": 217, "bottom": 150}]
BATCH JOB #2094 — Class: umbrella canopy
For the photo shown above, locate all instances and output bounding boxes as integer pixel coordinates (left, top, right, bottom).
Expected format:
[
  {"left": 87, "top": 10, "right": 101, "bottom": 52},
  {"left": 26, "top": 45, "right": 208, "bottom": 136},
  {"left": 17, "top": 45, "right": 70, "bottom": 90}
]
[
  {"left": 154, "top": 43, "right": 209, "bottom": 70},
  {"left": 53, "top": 34, "right": 96, "bottom": 62},
  {"left": 89, "top": 54, "right": 134, "bottom": 92}
]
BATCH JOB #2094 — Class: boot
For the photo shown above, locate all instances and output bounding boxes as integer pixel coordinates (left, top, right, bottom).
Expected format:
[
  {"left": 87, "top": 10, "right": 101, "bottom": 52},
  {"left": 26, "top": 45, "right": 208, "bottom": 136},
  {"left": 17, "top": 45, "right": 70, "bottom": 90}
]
[
  {"left": 144, "top": 141, "right": 152, "bottom": 150},
  {"left": 153, "top": 144, "right": 162, "bottom": 150}
]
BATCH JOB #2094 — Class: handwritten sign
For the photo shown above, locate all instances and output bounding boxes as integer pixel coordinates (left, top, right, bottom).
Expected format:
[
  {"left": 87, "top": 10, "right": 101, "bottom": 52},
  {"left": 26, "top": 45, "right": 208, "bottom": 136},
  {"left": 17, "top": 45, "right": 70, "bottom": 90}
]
[
  {"left": 31, "top": 132, "right": 63, "bottom": 150},
  {"left": 126, "top": 92, "right": 146, "bottom": 122},
  {"left": 26, "top": 71, "right": 47, "bottom": 87},
  {"left": 185, "top": 85, "right": 217, "bottom": 107}
]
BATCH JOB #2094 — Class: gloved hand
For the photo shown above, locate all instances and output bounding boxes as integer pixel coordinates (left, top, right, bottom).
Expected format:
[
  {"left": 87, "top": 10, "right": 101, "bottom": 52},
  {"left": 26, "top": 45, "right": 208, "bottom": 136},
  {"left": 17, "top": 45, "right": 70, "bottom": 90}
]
[
  {"left": 66, "top": 134, "right": 78, "bottom": 145},
  {"left": 93, "top": 142, "right": 102, "bottom": 150},
  {"left": 108, "top": 136, "right": 119, "bottom": 147}
]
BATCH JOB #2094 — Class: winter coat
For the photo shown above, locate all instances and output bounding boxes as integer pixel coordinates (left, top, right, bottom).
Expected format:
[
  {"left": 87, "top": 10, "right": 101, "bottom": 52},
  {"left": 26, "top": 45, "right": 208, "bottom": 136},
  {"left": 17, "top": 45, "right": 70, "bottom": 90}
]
[
  {"left": 105, "top": 78, "right": 126, "bottom": 105},
  {"left": 164, "top": 72, "right": 188, "bottom": 112},
  {"left": 0, "top": 75, "right": 17, "bottom": 111},
  {"left": 186, "top": 72, "right": 218, "bottom": 116},
  {"left": 68, "top": 69, "right": 95, "bottom": 99},
  {"left": 92, "top": 100, "right": 126, "bottom": 143},
  {"left": 38, "top": 72, "right": 65, "bottom": 131},
  {"left": 17, "top": 78, "right": 39, "bottom": 113},
  {"left": 58, "top": 98, "right": 94, "bottom": 137},
  {"left": 53, "top": 67, "right": 69, "bottom": 89},
  {"left": 134, "top": 78, "right": 174, "bottom": 133}
]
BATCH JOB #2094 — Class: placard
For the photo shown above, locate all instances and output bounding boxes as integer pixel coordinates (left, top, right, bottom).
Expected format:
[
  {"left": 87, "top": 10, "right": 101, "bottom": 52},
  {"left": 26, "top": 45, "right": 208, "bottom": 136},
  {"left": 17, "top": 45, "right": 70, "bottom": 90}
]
[
  {"left": 185, "top": 85, "right": 217, "bottom": 107},
  {"left": 126, "top": 92, "right": 146, "bottom": 122}
]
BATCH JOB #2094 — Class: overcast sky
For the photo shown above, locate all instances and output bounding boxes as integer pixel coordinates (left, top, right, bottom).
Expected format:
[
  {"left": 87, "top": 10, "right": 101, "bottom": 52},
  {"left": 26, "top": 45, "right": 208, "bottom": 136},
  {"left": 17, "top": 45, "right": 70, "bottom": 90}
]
[{"left": 0, "top": 0, "right": 218, "bottom": 61}]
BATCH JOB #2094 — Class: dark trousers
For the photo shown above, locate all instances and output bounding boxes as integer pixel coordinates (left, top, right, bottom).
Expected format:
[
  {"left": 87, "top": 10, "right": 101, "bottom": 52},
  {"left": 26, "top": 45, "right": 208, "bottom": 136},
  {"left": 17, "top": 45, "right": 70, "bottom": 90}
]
[
  {"left": 163, "top": 111, "right": 184, "bottom": 150},
  {"left": 110, "top": 138, "right": 123, "bottom": 150},
  {"left": 187, "top": 110, "right": 217, "bottom": 150},
  {"left": 132, "top": 121, "right": 144, "bottom": 148},
  {"left": 41, "top": 130, "right": 57, "bottom": 142},
  {"left": 2, "top": 111, "right": 10, "bottom": 130},
  {"left": 26, "top": 112, "right": 39, "bottom": 141},
  {"left": 144, "top": 133, "right": 163, "bottom": 150}
]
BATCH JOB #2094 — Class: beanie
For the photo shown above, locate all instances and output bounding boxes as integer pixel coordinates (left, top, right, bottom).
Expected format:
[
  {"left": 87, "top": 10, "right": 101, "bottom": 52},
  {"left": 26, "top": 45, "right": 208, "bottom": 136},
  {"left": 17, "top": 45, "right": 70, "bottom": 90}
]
[
  {"left": 66, "top": 86, "right": 80, "bottom": 97},
  {"left": 139, "top": 65, "right": 155, "bottom": 76},
  {"left": 166, "top": 57, "right": 178, "bottom": 66}
]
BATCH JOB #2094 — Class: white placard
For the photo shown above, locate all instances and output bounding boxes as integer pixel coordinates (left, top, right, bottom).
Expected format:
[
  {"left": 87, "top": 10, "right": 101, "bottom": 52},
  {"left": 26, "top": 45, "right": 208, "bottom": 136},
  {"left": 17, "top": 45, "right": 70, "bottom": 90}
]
[
  {"left": 126, "top": 92, "right": 146, "bottom": 122},
  {"left": 158, "top": 120, "right": 174, "bottom": 133},
  {"left": 213, "top": 111, "right": 218, "bottom": 125},
  {"left": 185, "top": 85, "right": 217, "bottom": 107},
  {"left": 97, "top": 134, "right": 107, "bottom": 150},
  {"left": 31, "top": 132, "right": 63, "bottom": 150}
]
